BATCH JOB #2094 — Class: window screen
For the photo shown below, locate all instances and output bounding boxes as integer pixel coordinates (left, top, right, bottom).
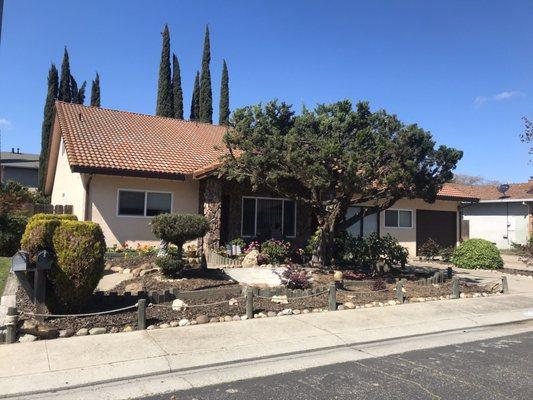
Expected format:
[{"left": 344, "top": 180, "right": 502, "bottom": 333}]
[
  {"left": 146, "top": 192, "right": 171, "bottom": 216},
  {"left": 118, "top": 191, "right": 145, "bottom": 216}
]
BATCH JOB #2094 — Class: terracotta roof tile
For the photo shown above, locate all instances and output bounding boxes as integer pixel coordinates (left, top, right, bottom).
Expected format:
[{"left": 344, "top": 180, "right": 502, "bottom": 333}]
[
  {"left": 447, "top": 182, "right": 533, "bottom": 201},
  {"left": 55, "top": 101, "right": 228, "bottom": 177},
  {"left": 436, "top": 184, "right": 479, "bottom": 201}
]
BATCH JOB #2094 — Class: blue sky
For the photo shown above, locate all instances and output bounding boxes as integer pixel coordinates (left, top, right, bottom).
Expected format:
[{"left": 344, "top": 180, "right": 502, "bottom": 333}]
[{"left": 0, "top": 0, "right": 532, "bottom": 182}]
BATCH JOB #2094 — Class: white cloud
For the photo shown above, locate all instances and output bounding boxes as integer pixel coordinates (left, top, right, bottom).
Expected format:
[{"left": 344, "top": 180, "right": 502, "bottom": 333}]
[
  {"left": 0, "top": 118, "right": 11, "bottom": 128},
  {"left": 474, "top": 91, "right": 525, "bottom": 106}
]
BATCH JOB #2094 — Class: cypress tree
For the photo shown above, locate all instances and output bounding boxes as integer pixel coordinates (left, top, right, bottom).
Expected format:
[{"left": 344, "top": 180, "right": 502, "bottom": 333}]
[
  {"left": 70, "top": 75, "right": 78, "bottom": 103},
  {"left": 219, "top": 59, "right": 230, "bottom": 125},
  {"left": 90, "top": 73, "right": 101, "bottom": 107},
  {"left": 199, "top": 25, "right": 212, "bottom": 123},
  {"left": 156, "top": 24, "right": 173, "bottom": 117},
  {"left": 75, "top": 81, "right": 86, "bottom": 104},
  {"left": 190, "top": 71, "right": 200, "bottom": 120},
  {"left": 172, "top": 54, "right": 184, "bottom": 119},
  {"left": 38, "top": 64, "right": 59, "bottom": 192},
  {"left": 58, "top": 47, "right": 72, "bottom": 102}
]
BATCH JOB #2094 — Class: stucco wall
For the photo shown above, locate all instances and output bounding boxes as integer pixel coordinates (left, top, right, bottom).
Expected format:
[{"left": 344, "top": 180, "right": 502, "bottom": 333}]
[
  {"left": 50, "top": 138, "right": 86, "bottom": 221},
  {"left": 2, "top": 166, "right": 38, "bottom": 188},
  {"left": 89, "top": 175, "right": 199, "bottom": 247},
  {"left": 379, "top": 198, "right": 459, "bottom": 256},
  {"left": 462, "top": 202, "right": 530, "bottom": 249}
]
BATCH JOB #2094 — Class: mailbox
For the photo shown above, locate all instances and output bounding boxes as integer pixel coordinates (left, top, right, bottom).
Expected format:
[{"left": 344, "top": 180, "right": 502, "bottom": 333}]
[
  {"left": 11, "top": 251, "right": 30, "bottom": 272},
  {"left": 36, "top": 250, "right": 53, "bottom": 270}
]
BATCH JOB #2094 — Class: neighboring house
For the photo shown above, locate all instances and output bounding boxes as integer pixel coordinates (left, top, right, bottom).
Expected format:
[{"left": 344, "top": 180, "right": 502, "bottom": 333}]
[
  {"left": 449, "top": 182, "right": 533, "bottom": 249},
  {"left": 0, "top": 149, "right": 39, "bottom": 189},
  {"left": 44, "top": 101, "right": 477, "bottom": 256}
]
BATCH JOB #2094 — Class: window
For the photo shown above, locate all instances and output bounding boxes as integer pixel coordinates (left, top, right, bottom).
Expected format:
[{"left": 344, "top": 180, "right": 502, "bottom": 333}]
[
  {"left": 241, "top": 197, "right": 296, "bottom": 238},
  {"left": 117, "top": 190, "right": 171, "bottom": 217},
  {"left": 384, "top": 209, "right": 412, "bottom": 228},
  {"left": 345, "top": 206, "right": 379, "bottom": 237}
]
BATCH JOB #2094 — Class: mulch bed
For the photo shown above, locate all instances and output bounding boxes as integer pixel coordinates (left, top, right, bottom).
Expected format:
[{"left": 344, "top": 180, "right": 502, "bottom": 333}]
[{"left": 106, "top": 253, "right": 157, "bottom": 269}]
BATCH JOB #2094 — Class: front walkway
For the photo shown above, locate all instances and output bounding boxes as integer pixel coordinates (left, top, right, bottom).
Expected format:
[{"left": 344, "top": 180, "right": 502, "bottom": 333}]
[{"left": 0, "top": 290, "right": 532, "bottom": 398}]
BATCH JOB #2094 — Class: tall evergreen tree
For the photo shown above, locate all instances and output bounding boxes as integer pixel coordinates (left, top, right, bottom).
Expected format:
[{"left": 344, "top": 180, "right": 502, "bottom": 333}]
[
  {"left": 218, "top": 59, "right": 230, "bottom": 125},
  {"left": 199, "top": 25, "right": 213, "bottom": 123},
  {"left": 38, "top": 64, "right": 59, "bottom": 192},
  {"left": 70, "top": 75, "right": 78, "bottom": 103},
  {"left": 190, "top": 71, "right": 200, "bottom": 120},
  {"left": 75, "top": 81, "right": 86, "bottom": 104},
  {"left": 90, "top": 73, "right": 101, "bottom": 107},
  {"left": 156, "top": 24, "right": 173, "bottom": 117},
  {"left": 58, "top": 47, "right": 72, "bottom": 102},
  {"left": 172, "top": 54, "right": 184, "bottom": 119}
]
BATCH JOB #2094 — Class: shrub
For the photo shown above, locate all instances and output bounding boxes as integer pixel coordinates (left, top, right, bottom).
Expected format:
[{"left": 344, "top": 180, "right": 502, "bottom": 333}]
[
  {"left": 0, "top": 212, "right": 28, "bottom": 257},
  {"left": 280, "top": 265, "right": 311, "bottom": 289},
  {"left": 155, "top": 255, "right": 185, "bottom": 278},
  {"left": 440, "top": 247, "right": 454, "bottom": 263},
  {"left": 229, "top": 237, "right": 246, "bottom": 248},
  {"left": 20, "top": 218, "right": 63, "bottom": 262},
  {"left": 261, "top": 239, "right": 292, "bottom": 264},
  {"left": 418, "top": 238, "right": 441, "bottom": 260},
  {"left": 28, "top": 213, "right": 78, "bottom": 223},
  {"left": 244, "top": 240, "right": 261, "bottom": 254},
  {"left": 151, "top": 214, "right": 209, "bottom": 257},
  {"left": 51, "top": 221, "right": 106, "bottom": 311},
  {"left": 451, "top": 239, "right": 503, "bottom": 270}
]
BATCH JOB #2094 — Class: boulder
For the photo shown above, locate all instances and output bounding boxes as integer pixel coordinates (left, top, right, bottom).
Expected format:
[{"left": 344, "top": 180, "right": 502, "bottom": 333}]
[
  {"left": 59, "top": 329, "right": 75, "bottom": 338},
  {"left": 19, "top": 319, "right": 59, "bottom": 339},
  {"left": 224, "top": 315, "right": 233, "bottom": 322},
  {"left": 232, "top": 315, "right": 241, "bottom": 321},
  {"left": 159, "top": 323, "right": 170, "bottom": 329},
  {"left": 241, "top": 250, "right": 260, "bottom": 268},
  {"left": 89, "top": 327, "right": 106, "bottom": 335},
  {"left": 76, "top": 328, "right": 89, "bottom": 336},
  {"left": 122, "top": 326, "right": 134, "bottom": 332},
  {"left": 210, "top": 317, "right": 219, "bottom": 323},
  {"left": 169, "top": 321, "right": 179, "bottom": 327},
  {"left": 178, "top": 319, "right": 190, "bottom": 327},
  {"left": 333, "top": 270, "right": 344, "bottom": 282},
  {"left": 172, "top": 299, "right": 188, "bottom": 311},
  {"left": 18, "top": 334, "right": 37, "bottom": 343},
  {"left": 343, "top": 302, "right": 355, "bottom": 309},
  {"left": 196, "top": 315, "right": 209, "bottom": 324},
  {"left": 267, "top": 311, "right": 276, "bottom": 317}
]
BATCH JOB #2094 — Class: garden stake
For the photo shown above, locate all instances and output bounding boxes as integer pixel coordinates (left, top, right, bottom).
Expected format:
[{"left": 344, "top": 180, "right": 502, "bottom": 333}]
[
  {"left": 328, "top": 282, "right": 337, "bottom": 311},
  {"left": 246, "top": 287, "right": 254, "bottom": 319},
  {"left": 501, "top": 276, "right": 509, "bottom": 294},
  {"left": 137, "top": 299, "right": 147, "bottom": 330},
  {"left": 447, "top": 267, "right": 453, "bottom": 280},
  {"left": 5, "top": 307, "right": 18, "bottom": 344},
  {"left": 395, "top": 282, "right": 404, "bottom": 303},
  {"left": 452, "top": 278, "right": 460, "bottom": 299}
]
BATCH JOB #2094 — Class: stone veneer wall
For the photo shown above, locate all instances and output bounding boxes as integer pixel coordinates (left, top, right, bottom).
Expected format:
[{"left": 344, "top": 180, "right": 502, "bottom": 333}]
[{"left": 199, "top": 178, "right": 222, "bottom": 252}]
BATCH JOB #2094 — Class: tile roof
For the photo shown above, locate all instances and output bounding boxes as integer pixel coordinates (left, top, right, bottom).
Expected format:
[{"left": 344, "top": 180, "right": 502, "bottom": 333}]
[
  {"left": 54, "top": 101, "right": 229, "bottom": 178},
  {"left": 447, "top": 182, "right": 533, "bottom": 201},
  {"left": 0, "top": 152, "right": 39, "bottom": 170},
  {"left": 436, "top": 184, "right": 479, "bottom": 201}
]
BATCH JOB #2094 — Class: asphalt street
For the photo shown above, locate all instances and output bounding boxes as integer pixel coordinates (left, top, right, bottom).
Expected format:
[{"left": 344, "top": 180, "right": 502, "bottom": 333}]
[{"left": 147, "top": 331, "right": 533, "bottom": 400}]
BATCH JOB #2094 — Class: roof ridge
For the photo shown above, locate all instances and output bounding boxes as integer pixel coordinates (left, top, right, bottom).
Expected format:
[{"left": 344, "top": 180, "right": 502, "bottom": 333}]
[{"left": 54, "top": 100, "right": 227, "bottom": 130}]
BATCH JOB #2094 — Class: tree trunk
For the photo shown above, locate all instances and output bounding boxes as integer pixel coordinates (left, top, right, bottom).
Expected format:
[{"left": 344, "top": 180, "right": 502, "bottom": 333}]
[{"left": 311, "top": 218, "right": 336, "bottom": 268}]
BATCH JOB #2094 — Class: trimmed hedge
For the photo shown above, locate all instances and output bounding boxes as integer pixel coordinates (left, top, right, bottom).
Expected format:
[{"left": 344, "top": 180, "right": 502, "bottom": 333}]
[
  {"left": 0, "top": 213, "right": 28, "bottom": 257},
  {"left": 51, "top": 221, "right": 106, "bottom": 311},
  {"left": 28, "top": 213, "right": 78, "bottom": 223},
  {"left": 451, "top": 239, "right": 503, "bottom": 270}
]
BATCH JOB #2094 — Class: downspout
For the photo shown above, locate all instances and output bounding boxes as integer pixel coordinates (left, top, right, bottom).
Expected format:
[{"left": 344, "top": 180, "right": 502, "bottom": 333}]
[{"left": 83, "top": 174, "right": 93, "bottom": 221}]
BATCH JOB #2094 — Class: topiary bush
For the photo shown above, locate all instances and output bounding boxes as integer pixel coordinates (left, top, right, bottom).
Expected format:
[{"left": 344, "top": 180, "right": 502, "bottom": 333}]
[
  {"left": 50, "top": 221, "right": 106, "bottom": 311},
  {"left": 155, "top": 254, "right": 185, "bottom": 278},
  {"left": 451, "top": 239, "right": 503, "bottom": 270},
  {"left": 20, "top": 218, "right": 63, "bottom": 263}
]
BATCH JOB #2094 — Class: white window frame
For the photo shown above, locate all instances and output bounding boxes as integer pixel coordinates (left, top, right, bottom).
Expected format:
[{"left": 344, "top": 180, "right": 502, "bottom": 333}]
[
  {"left": 241, "top": 196, "right": 297, "bottom": 238},
  {"left": 116, "top": 189, "right": 173, "bottom": 218},
  {"left": 384, "top": 209, "right": 413, "bottom": 229}
]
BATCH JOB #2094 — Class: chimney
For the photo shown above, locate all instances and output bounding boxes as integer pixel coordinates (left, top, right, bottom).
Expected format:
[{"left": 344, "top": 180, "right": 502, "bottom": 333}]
[
  {"left": 11, "top": 147, "right": 14, "bottom": 153},
  {"left": 16, "top": 148, "right": 19, "bottom": 154}
]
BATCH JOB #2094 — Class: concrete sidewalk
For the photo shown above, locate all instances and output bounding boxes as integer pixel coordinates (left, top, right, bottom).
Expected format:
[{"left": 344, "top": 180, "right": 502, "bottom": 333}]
[{"left": 0, "top": 293, "right": 532, "bottom": 398}]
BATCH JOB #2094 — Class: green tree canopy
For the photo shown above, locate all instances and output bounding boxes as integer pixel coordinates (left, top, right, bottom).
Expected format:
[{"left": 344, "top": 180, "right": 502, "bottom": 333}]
[
  {"left": 156, "top": 24, "right": 174, "bottom": 117},
  {"left": 199, "top": 25, "right": 212, "bottom": 123},
  {"left": 190, "top": 71, "right": 200, "bottom": 120},
  {"left": 38, "top": 63, "right": 59, "bottom": 192},
  {"left": 172, "top": 54, "right": 184, "bottom": 119},
  {"left": 58, "top": 47, "right": 72, "bottom": 102},
  {"left": 218, "top": 59, "right": 230, "bottom": 125},
  {"left": 90, "top": 73, "right": 101, "bottom": 107},
  {"left": 220, "top": 100, "right": 463, "bottom": 266}
]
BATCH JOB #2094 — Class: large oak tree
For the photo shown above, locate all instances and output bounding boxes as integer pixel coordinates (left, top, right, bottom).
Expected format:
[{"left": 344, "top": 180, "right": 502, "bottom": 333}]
[{"left": 220, "top": 100, "right": 462, "bottom": 266}]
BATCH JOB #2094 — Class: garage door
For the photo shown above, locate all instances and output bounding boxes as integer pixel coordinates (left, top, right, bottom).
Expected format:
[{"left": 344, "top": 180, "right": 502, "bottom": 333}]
[{"left": 416, "top": 210, "right": 457, "bottom": 256}]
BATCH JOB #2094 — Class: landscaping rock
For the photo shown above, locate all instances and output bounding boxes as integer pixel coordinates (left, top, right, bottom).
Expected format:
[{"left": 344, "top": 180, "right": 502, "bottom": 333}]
[
  {"left": 387, "top": 300, "right": 397, "bottom": 306},
  {"left": 169, "top": 321, "right": 179, "bottom": 327},
  {"left": 364, "top": 303, "right": 373, "bottom": 308},
  {"left": 89, "top": 327, "right": 106, "bottom": 335},
  {"left": 59, "top": 329, "right": 75, "bottom": 338},
  {"left": 172, "top": 299, "right": 188, "bottom": 311},
  {"left": 139, "top": 263, "right": 153, "bottom": 270},
  {"left": 302, "top": 309, "right": 310, "bottom": 314},
  {"left": 241, "top": 250, "right": 260, "bottom": 268},
  {"left": 460, "top": 293, "right": 466, "bottom": 299},
  {"left": 123, "top": 268, "right": 132, "bottom": 274},
  {"left": 147, "top": 325, "right": 156, "bottom": 330},
  {"left": 293, "top": 309, "right": 301, "bottom": 315},
  {"left": 232, "top": 315, "right": 241, "bottom": 321},
  {"left": 312, "top": 308, "right": 320, "bottom": 313},
  {"left": 76, "top": 328, "right": 89, "bottom": 336},
  {"left": 210, "top": 318, "right": 219, "bottom": 323},
  {"left": 196, "top": 315, "right": 209, "bottom": 324},
  {"left": 140, "top": 268, "right": 158, "bottom": 277},
  {"left": 228, "top": 298, "right": 238, "bottom": 306},
  {"left": 18, "top": 334, "right": 37, "bottom": 343},
  {"left": 178, "top": 319, "right": 190, "bottom": 327},
  {"left": 110, "top": 266, "right": 124, "bottom": 273},
  {"left": 191, "top": 321, "right": 197, "bottom": 325},
  {"left": 219, "top": 317, "right": 225, "bottom": 322},
  {"left": 241, "top": 315, "right": 248, "bottom": 320},
  {"left": 267, "top": 311, "right": 276, "bottom": 317},
  {"left": 159, "top": 323, "right": 170, "bottom": 329},
  {"left": 271, "top": 295, "right": 288, "bottom": 304},
  {"left": 122, "top": 326, "right": 134, "bottom": 332},
  {"left": 19, "top": 320, "right": 59, "bottom": 339},
  {"left": 343, "top": 302, "right": 355, "bottom": 309},
  {"left": 333, "top": 270, "right": 344, "bottom": 281},
  {"left": 124, "top": 282, "right": 143, "bottom": 293},
  {"left": 132, "top": 268, "right": 142, "bottom": 277},
  {"left": 105, "top": 262, "right": 113, "bottom": 270},
  {"left": 337, "top": 305, "right": 345, "bottom": 311},
  {"left": 224, "top": 315, "right": 233, "bottom": 322},
  {"left": 279, "top": 308, "right": 293, "bottom": 316}
]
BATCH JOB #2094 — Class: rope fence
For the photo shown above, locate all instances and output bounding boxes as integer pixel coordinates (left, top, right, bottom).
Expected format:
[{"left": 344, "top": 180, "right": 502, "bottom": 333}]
[{"left": 19, "top": 303, "right": 140, "bottom": 318}]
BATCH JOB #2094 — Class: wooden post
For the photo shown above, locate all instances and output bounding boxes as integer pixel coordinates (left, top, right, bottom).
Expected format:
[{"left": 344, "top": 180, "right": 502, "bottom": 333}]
[
  {"left": 5, "top": 307, "right": 18, "bottom": 344},
  {"left": 33, "top": 269, "right": 46, "bottom": 323},
  {"left": 452, "top": 277, "right": 460, "bottom": 299},
  {"left": 245, "top": 287, "right": 253, "bottom": 319},
  {"left": 328, "top": 282, "right": 336, "bottom": 311},
  {"left": 501, "top": 276, "right": 509, "bottom": 294},
  {"left": 137, "top": 299, "right": 146, "bottom": 330},
  {"left": 447, "top": 267, "right": 453, "bottom": 280},
  {"left": 396, "top": 282, "right": 404, "bottom": 303}
]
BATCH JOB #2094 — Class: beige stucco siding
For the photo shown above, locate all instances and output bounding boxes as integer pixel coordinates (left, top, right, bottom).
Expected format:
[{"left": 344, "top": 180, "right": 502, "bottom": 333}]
[
  {"left": 89, "top": 175, "right": 199, "bottom": 247},
  {"left": 380, "top": 198, "right": 460, "bottom": 256},
  {"left": 50, "top": 138, "right": 86, "bottom": 221}
]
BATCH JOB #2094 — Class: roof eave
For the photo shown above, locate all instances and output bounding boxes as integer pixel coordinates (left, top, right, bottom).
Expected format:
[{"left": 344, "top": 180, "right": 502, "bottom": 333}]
[
  {"left": 477, "top": 198, "right": 533, "bottom": 203},
  {"left": 71, "top": 165, "right": 187, "bottom": 181}
]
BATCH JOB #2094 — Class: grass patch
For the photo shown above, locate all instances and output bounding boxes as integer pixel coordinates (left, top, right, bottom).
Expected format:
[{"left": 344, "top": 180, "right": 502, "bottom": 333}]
[{"left": 0, "top": 257, "right": 10, "bottom": 295}]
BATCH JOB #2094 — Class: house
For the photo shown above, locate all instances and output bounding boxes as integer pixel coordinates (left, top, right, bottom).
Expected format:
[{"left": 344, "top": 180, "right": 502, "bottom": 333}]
[
  {"left": 448, "top": 181, "right": 533, "bottom": 249},
  {"left": 0, "top": 148, "right": 39, "bottom": 189},
  {"left": 44, "top": 101, "right": 478, "bottom": 256}
]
